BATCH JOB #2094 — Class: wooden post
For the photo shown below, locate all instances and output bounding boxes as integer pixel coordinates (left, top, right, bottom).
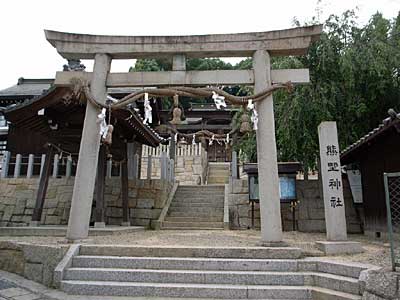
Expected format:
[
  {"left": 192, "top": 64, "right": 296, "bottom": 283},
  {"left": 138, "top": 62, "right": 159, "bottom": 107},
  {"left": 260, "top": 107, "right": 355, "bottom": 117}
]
[
  {"left": 160, "top": 153, "right": 167, "bottom": 180},
  {"left": 14, "top": 154, "right": 22, "bottom": 178},
  {"left": 133, "top": 154, "right": 139, "bottom": 179},
  {"left": 127, "top": 143, "right": 135, "bottom": 179},
  {"left": 169, "top": 133, "right": 176, "bottom": 161},
  {"left": 94, "top": 145, "right": 106, "bottom": 228},
  {"left": 66, "top": 156, "right": 72, "bottom": 178},
  {"left": 40, "top": 154, "right": 46, "bottom": 176},
  {"left": 121, "top": 148, "right": 130, "bottom": 226},
  {"left": 147, "top": 155, "right": 152, "bottom": 180},
  {"left": 27, "top": 154, "right": 34, "bottom": 179},
  {"left": 107, "top": 158, "right": 112, "bottom": 178},
  {"left": 1, "top": 151, "right": 10, "bottom": 178},
  {"left": 170, "top": 159, "right": 175, "bottom": 182},
  {"left": 231, "top": 151, "right": 238, "bottom": 179},
  {"left": 166, "top": 159, "right": 171, "bottom": 181},
  {"left": 52, "top": 154, "right": 59, "bottom": 178},
  {"left": 31, "top": 145, "right": 54, "bottom": 226}
]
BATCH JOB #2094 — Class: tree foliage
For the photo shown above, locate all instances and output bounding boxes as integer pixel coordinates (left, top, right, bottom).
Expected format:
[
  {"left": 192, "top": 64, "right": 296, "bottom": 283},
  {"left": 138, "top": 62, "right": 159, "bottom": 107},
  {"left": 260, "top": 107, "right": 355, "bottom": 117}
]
[
  {"left": 273, "top": 11, "right": 400, "bottom": 171},
  {"left": 129, "top": 11, "right": 400, "bottom": 170}
]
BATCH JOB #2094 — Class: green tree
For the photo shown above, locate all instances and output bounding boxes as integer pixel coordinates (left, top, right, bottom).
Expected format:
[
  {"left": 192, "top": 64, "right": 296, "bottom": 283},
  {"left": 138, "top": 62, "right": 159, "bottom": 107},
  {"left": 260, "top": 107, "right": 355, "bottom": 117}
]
[{"left": 273, "top": 11, "right": 400, "bottom": 173}]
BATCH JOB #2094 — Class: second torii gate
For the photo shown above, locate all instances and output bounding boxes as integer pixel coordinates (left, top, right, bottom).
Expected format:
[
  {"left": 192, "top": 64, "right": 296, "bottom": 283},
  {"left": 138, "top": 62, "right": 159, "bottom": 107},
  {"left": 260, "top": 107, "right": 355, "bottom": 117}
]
[{"left": 45, "top": 25, "right": 322, "bottom": 242}]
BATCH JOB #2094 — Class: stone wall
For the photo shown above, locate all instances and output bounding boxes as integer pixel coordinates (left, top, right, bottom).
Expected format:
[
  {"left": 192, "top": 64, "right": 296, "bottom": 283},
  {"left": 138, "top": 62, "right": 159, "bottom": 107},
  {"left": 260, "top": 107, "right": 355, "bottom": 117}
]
[
  {"left": 104, "top": 178, "right": 173, "bottom": 228},
  {"left": 0, "top": 241, "right": 67, "bottom": 287},
  {"left": 227, "top": 177, "right": 362, "bottom": 232},
  {"left": 296, "top": 179, "right": 363, "bottom": 233},
  {"left": 141, "top": 152, "right": 207, "bottom": 185},
  {"left": 360, "top": 269, "right": 400, "bottom": 299},
  {"left": 0, "top": 177, "right": 173, "bottom": 229}
]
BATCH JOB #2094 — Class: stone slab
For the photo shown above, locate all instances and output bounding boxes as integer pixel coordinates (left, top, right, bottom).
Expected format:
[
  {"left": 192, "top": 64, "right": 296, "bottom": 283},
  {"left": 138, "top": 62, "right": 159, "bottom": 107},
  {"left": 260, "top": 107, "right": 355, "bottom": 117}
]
[
  {"left": 0, "top": 226, "right": 144, "bottom": 237},
  {"left": 0, "top": 288, "right": 31, "bottom": 297},
  {"left": 46, "top": 25, "right": 323, "bottom": 59},
  {"left": 79, "top": 245, "right": 303, "bottom": 259},
  {"left": 315, "top": 241, "right": 364, "bottom": 255}
]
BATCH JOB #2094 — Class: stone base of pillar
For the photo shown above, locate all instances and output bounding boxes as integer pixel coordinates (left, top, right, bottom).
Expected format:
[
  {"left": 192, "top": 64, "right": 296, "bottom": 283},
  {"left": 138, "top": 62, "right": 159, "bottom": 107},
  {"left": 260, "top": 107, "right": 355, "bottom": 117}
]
[
  {"left": 257, "top": 241, "right": 289, "bottom": 247},
  {"left": 94, "top": 222, "right": 106, "bottom": 228},
  {"left": 29, "top": 221, "right": 40, "bottom": 227},
  {"left": 316, "top": 241, "right": 364, "bottom": 255},
  {"left": 121, "top": 221, "right": 131, "bottom": 227}
]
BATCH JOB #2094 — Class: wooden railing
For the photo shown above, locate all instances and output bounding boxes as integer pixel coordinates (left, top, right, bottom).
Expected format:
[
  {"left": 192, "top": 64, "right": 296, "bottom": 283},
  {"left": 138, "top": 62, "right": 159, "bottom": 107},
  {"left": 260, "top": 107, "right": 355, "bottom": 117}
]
[
  {"left": 142, "top": 143, "right": 202, "bottom": 158},
  {"left": 0, "top": 151, "right": 175, "bottom": 182}
]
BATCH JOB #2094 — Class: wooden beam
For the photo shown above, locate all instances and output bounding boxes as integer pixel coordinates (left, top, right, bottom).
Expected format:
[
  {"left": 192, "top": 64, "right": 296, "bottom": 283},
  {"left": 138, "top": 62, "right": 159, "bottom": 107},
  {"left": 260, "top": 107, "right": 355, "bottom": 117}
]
[
  {"left": 32, "top": 144, "right": 54, "bottom": 223},
  {"left": 121, "top": 150, "right": 130, "bottom": 225},
  {"left": 95, "top": 145, "right": 106, "bottom": 225},
  {"left": 54, "top": 69, "right": 309, "bottom": 88}
]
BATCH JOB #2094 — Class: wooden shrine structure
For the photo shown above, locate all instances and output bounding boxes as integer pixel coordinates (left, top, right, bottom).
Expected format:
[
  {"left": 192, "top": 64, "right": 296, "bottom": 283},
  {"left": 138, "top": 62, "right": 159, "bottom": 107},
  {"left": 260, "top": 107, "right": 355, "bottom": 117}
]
[{"left": 2, "top": 86, "right": 163, "bottom": 227}]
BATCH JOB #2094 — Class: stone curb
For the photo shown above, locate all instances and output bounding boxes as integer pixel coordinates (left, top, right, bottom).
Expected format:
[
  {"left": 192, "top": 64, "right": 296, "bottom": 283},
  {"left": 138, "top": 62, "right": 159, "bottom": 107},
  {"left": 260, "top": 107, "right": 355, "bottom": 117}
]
[
  {"left": 154, "top": 182, "right": 178, "bottom": 230},
  {"left": 53, "top": 244, "right": 80, "bottom": 289}
]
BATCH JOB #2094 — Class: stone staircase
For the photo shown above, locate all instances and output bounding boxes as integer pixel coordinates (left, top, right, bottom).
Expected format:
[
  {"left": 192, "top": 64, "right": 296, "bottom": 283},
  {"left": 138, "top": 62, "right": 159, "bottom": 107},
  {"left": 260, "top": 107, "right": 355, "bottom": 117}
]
[
  {"left": 207, "top": 162, "right": 230, "bottom": 184},
  {"left": 162, "top": 185, "right": 225, "bottom": 230},
  {"left": 59, "top": 245, "right": 369, "bottom": 299}
]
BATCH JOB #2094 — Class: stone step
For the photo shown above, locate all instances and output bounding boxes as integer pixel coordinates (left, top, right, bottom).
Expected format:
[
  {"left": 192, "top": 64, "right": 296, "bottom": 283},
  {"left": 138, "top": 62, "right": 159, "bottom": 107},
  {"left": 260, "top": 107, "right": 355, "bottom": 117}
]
[
  {"left": 175, "top": 190, "right": 225, "bottom": 195},
  {"left": 162, "top": 221, "right": 224, "bottom": 229},
  {"left": 207, "top": 177, "right": 229, "bottom": 182},
  {"left": 174, "top": 193, "right": 225, "bottom": 198},
  {"left": 168, "top": 207, "right": 224, "bottom": 213},
  {"left": 161, "top": 227, "right": 225, "bottom": 230},
  {"left": 208, "top": 171, "right": 230, "bottom": 176},
  {"left": 313, "top": 273, "right": 360, "bottom": 295},
  {"left": 72, "top": 256, "right": 368, "bottom": 281},
  {"left": 312, "top": 259, "right": 370, "bottom": 279},
  {"left": 208, "top": 163, "right": 230, "bottom": 169},
  {"left": 72, "top": 256, "right": 301, "bottom": 271},
  {"left": 164, "top": 217, "right": 223, "bottom": 222},
  {"left": 79, "top": 246, "right": 303, "bottom": 259},
  {"left": 311, "top": 287, "right": 361, "bottom": 300},
  {"left": 177, "top": 185, "right": 225, "bottom": 190},
  {"left": 172, "top": 199, "right": 225, "bottom": 204},
  {"left": 61, "top": 281, "right": 312, "bottom": 298},
  {"left": 64, "top": 269, "right": 359, "bottom": 295},
  {"left": 65, "top": 268, "right": 309, "bottom": 285},
  {"left": 207, "top": 178, "right": 229, "bottom": 184},
  {"left": 168, "top": 212, "right": 224, "bottom": 218},
  {"left": 170, "top": 202, "right": 224, "bottom": 208}
]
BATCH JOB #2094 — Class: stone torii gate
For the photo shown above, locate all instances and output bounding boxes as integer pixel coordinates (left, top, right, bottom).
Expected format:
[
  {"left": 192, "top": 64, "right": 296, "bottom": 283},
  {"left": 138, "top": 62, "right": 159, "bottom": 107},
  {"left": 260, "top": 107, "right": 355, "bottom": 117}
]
[{"left": 45, "top": 25, "right": 322, "bottom": 242}]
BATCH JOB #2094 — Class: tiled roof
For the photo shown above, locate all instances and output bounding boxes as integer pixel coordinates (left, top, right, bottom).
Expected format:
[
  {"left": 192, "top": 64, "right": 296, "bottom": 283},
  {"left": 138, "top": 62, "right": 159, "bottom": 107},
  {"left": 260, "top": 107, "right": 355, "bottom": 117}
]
[
  {"left": 0, "top": 78, "right": 142, "bottom": 98},
  {"left": 0, "top": 78, "right": 53, "bottom": 97},
  {"left": 341, "top": 111, "right": 400, "bottom": 163}
]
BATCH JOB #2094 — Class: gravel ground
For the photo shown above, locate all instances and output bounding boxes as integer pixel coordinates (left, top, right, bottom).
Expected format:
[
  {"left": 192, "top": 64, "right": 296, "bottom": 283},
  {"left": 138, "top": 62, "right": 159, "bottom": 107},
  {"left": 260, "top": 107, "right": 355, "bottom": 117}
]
[{"left": 0, "top": 230, "right": 396, "bottom": 268}]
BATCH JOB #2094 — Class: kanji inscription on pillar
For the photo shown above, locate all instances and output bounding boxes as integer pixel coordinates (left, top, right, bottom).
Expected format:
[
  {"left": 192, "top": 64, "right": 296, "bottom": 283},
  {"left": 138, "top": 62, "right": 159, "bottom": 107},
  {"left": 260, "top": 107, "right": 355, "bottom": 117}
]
[{"left": 318, "top": 121, "right": 347, "bottom": 241}]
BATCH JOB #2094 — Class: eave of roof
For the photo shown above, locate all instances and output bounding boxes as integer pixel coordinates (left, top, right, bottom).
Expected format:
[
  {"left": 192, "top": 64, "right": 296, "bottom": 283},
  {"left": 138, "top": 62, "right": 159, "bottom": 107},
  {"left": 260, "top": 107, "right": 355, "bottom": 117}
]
[
  {"left": 341, "top": 115, "right": 400, "bottom": 164},
  {"left": 0, "top": 78, "right": 143, "bottom": 100},
  {"left": 4, "top": 86, "right": 164, "bottom": 147}
]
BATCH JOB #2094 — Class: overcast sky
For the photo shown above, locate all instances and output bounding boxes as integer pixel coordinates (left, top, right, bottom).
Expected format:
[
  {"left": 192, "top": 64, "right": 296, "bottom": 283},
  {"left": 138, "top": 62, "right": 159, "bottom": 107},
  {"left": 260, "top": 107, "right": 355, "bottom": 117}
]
[{"left": 0, "top": 0, "right": 398, "bottom": 89}]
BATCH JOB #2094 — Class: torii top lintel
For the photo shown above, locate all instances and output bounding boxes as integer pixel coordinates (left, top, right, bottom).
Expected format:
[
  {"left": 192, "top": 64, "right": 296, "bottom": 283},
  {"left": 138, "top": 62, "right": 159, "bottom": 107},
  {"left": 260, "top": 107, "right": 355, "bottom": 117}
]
[{"left": 44, "top": 25, "right": 322, "bottom": 60}]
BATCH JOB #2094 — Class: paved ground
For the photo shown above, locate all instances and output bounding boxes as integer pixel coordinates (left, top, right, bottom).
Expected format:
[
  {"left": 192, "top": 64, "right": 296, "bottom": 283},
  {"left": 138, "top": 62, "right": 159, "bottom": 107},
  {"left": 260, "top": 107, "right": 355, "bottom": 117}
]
[
  {"left": 0, "top": 274, "right": 51, "bottom": 300},
  {"left": 0, "top": 230, "right": 396, "bottom": 268}
]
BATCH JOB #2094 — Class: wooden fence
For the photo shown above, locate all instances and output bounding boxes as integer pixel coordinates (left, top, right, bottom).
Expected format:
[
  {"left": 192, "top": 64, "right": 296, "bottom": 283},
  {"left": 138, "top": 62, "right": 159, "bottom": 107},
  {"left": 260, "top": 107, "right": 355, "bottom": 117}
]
[{"left": 0, "top": 151, "right": 175, "bottom": 182}]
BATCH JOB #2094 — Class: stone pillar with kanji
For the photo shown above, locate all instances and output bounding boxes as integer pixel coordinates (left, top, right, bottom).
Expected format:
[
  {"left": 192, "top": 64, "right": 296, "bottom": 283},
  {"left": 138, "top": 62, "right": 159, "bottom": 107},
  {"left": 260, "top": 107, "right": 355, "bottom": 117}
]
[{"left": 317, "top": 121, "right": 363, "bottom": 254}]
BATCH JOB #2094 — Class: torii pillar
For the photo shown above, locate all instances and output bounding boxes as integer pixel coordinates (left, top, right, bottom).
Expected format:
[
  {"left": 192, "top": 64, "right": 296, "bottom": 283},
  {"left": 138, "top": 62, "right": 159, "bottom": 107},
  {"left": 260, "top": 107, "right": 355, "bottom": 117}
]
[
  {"left": 67, "top": 53, "right": 111, "bottom": 240},
  {"left": 253, "top": 50, "right": 283, "bottom": 244}
]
